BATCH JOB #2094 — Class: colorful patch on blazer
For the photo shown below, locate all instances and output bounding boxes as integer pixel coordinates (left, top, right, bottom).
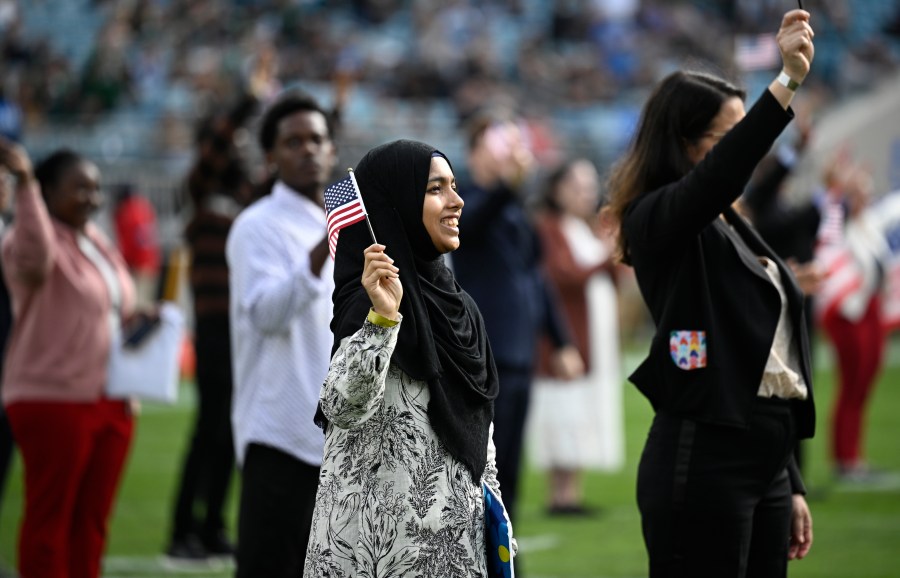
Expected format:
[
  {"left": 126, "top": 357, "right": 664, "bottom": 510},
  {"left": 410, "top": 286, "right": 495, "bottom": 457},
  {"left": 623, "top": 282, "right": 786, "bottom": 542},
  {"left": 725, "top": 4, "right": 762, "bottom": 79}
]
[{"left": 669, "top": 330, "right": 707, "bottom": 370}]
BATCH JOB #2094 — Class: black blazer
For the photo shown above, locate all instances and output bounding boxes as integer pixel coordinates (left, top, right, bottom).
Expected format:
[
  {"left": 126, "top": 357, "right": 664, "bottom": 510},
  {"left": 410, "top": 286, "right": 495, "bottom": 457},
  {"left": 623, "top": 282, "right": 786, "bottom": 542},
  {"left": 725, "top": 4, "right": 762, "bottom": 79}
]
[{"left": 623, "top": 90, "right": 816, "bottom": 443}]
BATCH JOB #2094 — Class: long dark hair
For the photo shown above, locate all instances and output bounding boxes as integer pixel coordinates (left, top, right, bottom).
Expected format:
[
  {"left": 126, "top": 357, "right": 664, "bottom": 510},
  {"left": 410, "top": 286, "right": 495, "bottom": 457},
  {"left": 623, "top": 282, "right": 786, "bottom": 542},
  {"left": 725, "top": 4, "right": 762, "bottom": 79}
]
[{"left": 606, "top": 70, "right": 745, "bottom": 264}]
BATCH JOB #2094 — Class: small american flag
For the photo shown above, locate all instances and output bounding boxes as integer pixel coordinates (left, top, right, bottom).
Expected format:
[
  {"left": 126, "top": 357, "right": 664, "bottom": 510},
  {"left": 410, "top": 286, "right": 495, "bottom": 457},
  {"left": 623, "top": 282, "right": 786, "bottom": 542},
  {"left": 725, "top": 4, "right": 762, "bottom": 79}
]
[
  {"left": 734, "top": 33, "right": 780, "bottom": 72},
  {"left": 324, "top": 173, "right": 367, "bottom": 259}
]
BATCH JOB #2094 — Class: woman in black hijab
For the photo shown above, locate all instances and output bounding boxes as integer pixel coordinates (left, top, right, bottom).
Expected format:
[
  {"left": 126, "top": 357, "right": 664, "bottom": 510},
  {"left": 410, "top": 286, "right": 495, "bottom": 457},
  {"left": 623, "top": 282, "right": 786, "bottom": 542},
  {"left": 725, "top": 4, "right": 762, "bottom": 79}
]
[{"left": 304, "top": 140, "right": 509, "bottom": 577}]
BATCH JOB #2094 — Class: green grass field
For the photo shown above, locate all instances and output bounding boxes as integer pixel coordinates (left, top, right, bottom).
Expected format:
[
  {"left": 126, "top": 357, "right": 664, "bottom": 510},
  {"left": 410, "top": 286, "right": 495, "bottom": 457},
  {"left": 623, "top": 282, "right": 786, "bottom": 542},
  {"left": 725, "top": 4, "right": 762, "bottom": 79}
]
[{"left": 1, "top": 336, "right": 899, "bottom": 577}]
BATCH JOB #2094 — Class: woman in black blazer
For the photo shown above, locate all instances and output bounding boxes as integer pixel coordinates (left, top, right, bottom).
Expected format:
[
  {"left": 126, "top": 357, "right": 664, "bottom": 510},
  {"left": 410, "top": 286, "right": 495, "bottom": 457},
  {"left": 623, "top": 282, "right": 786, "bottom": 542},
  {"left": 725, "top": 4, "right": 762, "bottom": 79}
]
[{"left": 607, "top": 9, "right": 816, "bottom": 578}]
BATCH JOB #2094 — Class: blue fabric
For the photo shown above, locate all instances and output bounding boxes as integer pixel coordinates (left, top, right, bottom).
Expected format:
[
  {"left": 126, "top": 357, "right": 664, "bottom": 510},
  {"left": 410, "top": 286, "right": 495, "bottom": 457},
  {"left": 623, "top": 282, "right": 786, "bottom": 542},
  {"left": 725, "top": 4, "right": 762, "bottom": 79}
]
[{"left": 483, "top": 483, "right": 514, "bottom": 578}]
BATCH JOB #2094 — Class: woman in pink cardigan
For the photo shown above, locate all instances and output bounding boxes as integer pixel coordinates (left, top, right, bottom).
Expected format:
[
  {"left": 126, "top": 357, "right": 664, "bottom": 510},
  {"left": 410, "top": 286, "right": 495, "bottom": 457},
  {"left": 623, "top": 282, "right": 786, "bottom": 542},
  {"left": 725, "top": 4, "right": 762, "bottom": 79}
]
[{"left": 0, "top": 140, "right": 136, "bottom": 578}]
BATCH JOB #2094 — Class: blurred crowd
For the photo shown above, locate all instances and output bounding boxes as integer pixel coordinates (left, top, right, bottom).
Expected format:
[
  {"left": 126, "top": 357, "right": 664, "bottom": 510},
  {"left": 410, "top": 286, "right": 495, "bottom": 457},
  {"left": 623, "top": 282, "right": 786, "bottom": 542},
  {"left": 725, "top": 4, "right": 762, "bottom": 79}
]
[{"left": 2, "top": 0, "right": 900, "bottom": 130}]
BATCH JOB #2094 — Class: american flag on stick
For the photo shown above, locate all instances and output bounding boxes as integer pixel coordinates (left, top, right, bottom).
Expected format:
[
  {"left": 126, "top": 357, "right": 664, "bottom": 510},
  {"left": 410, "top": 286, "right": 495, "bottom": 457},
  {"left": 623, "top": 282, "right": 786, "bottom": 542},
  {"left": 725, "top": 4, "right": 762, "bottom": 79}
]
[{"left": 324, "top": 169, "right": 376, "bottom": 259}]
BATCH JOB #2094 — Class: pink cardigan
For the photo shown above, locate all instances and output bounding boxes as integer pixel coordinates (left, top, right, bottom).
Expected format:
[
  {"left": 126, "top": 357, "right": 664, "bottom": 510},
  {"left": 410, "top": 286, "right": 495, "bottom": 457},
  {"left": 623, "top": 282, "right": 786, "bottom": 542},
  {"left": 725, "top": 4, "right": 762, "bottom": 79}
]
[{"left": 1, "top": 180, "right": 135, "bottom": 404}]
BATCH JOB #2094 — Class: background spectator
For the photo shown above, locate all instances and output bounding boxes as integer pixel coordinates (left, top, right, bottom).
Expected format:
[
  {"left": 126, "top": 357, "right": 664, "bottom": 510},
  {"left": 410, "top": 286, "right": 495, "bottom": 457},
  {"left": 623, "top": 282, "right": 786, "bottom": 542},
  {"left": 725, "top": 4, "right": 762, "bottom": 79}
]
[
  {"left": 451, "top": 110, "right": 584, "bottom": 527},
  {"left": 227, "top": 90, "right": 337, "bottom": 578},
  {"left": 112, "top": 182, "right": 161, "bottom": 307},
  {"left": 0, "top": 142, "right": 137, "bottom": 578},
  {"left": 817, "top": 163, "right": 892, "bottom": 483},
  {"left": 529, "top": 158, "right": 625, "bottom": 516},
  {"left": 0, "top": 155, "right": 15, "bottom": 551},
  {"left": 165, "top": 97, "right": 256, "bottom": 562}
]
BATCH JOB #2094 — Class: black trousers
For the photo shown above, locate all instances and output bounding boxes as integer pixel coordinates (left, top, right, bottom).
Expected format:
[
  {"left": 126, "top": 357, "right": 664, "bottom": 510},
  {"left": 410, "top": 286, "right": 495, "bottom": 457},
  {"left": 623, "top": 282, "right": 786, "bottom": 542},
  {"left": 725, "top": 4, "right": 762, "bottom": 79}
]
[
  {"left": 637, "top": 398, "right": 797, "bottom": 578},
  {"left": 171, "top": 316, "right": 235, "bottom": 542},
  {"left": 492, "top": 367, "right": 532, "bottom": 525},
  {"left": 236, "top": 443, "right": 320, "bottom": 578}
]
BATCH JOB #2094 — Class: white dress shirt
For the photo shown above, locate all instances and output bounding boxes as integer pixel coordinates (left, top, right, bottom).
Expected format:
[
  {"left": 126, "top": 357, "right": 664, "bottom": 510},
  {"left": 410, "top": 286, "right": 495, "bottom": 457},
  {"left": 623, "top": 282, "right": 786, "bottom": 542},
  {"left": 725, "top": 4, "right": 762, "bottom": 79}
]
[{"left": 227, "top": 181, "right": 334, "bottom": 466}]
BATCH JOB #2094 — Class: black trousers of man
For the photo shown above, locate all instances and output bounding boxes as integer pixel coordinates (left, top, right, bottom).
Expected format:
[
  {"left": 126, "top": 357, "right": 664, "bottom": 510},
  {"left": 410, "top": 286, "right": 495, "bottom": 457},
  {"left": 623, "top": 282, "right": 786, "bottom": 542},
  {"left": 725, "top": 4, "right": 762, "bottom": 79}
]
[
  {"left": 637, "top": 398, "right": 798, "bottom": 578},
  {"left": 236, "top": 443, "right": 320, "bottom": 578}
]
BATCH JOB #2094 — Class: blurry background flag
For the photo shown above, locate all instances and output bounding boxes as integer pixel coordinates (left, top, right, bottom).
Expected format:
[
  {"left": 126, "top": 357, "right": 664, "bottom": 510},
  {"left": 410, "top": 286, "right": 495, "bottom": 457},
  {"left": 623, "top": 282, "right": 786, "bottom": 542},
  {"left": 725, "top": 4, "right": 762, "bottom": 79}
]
[
  {"left": 324, "top": 170, "right": 369, "bottom": 259},
  {"left": 816, "top": 191, "right": 900, "bottom": 332},
  {"left": 734, "top": 33, "right": 780, "bottom": 71}
]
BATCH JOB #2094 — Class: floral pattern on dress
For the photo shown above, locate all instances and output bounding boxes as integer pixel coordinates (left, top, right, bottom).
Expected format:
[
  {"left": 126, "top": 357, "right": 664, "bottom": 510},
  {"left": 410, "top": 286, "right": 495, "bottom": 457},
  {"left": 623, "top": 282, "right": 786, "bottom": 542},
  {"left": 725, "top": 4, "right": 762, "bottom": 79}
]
[{"left": 303, "top": 317, "right": 509, "bottom": 578}]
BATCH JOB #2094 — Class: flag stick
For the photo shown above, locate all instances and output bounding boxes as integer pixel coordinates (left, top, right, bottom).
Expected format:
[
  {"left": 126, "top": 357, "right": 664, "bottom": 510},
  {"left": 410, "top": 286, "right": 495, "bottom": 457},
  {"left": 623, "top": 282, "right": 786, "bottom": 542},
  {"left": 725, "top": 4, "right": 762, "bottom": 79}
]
[
  {"left": 347, "top": 168, "right": 378, "bottom": 245},
  {"left": 798, "top": 0, "right": 804, "bottom": 10}
]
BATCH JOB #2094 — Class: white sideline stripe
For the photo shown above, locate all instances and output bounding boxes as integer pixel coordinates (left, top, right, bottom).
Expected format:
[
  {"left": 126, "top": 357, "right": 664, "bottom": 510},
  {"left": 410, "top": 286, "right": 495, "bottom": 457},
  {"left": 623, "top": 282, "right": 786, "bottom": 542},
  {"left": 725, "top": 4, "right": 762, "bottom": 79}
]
[
  {"left": 832, "top": 477, "right": 900, "bottom": 493},
  {"left": 516, "top": 533, "right": 561, "bottom": 553},
  {"left": 102, "top": 555, "right": 234, "bottom": 575}
]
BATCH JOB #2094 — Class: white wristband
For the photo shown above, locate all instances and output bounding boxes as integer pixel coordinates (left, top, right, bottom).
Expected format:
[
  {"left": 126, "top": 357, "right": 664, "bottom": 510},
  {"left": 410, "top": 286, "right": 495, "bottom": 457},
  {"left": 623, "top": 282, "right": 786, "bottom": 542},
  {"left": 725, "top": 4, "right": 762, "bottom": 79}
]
[{"left": 777, "top": 71, "right": 800, "bottom": 92}]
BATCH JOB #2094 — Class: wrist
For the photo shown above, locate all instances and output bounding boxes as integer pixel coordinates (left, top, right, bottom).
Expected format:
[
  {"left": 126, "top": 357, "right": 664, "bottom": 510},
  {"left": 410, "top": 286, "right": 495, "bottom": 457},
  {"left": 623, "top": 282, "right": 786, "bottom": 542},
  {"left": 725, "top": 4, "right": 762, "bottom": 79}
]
[
  {"left": 11, "top": 169, "right": 34, "bottom": 187},
  {"left": 777, "top": 70, "right": 802, "bottom": 92},
  {"left": 368, "top": 307, "right": 400, "bottom": 326}
]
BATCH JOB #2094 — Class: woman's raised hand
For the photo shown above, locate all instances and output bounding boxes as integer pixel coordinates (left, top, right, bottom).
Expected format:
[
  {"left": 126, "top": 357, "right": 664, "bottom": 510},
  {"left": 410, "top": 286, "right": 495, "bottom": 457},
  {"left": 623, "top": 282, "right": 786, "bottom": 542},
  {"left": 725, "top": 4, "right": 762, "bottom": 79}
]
[
  {"left": 0, "top": 137, "right": 33, "bottom": 185},
  {"left": 778, "top": 9, "right": 815, "bottom": 83},
  {"left": 362, "top": 244, "right": 402, "bottom": 320}
]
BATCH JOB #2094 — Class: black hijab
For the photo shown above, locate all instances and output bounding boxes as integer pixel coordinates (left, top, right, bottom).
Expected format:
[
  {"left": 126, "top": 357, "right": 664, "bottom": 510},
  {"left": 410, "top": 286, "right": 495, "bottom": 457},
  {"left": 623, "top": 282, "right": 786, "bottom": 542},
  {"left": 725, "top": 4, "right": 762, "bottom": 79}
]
[{"left": 323, "top": 139, "right": 499, "bottom": 483}]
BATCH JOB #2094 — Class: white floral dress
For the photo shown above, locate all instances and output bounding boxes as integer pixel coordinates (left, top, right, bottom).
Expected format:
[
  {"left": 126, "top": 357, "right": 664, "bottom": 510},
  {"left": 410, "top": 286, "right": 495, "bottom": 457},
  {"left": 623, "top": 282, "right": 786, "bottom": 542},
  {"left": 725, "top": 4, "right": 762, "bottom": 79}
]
[{"left": 303, "top": 315, "right": 508, "bottom": 578}]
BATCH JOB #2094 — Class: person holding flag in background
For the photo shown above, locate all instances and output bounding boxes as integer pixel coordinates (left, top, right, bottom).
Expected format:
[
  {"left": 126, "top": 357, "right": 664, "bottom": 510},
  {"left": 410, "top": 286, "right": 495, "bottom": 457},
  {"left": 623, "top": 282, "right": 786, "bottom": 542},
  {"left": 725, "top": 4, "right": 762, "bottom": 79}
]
[
  {"left": 225, "top": 90, "right": 338, "bottom": 577},
  {"left": 305, "top": 140, "right": 512, "bottom": 577},
  {"left": 816, "top": 162, "right": 892, "bottom": 483}
]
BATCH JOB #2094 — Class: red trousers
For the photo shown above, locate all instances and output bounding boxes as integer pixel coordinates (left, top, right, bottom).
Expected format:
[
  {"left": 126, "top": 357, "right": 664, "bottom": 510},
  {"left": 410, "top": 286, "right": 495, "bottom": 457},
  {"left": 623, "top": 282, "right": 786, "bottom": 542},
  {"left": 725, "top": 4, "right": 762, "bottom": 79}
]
[
  {"left": 821, "top": 296, "right": 885, "bottom": 468},
  {"left": 6, "top": 399, "right": 134, "bottom": 578}
]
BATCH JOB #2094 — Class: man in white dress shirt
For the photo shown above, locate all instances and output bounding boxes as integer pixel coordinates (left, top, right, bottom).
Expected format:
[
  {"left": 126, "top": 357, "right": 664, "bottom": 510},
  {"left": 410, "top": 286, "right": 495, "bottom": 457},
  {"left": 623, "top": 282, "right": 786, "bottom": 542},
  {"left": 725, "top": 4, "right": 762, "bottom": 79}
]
[{"left": 226, "top": 91, "right": 337, "bottom": 577}]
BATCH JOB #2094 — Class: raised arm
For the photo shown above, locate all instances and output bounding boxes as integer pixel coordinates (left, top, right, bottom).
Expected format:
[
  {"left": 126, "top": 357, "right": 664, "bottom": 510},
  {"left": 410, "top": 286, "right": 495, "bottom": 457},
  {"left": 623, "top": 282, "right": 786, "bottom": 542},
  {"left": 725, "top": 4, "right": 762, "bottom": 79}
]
[
  {"left": 625, "top": 10, "right": 814, "bottom": 252},
  {"left": 0, "top": 140, "right": 55, "bottom": 286},
  {"left": 320, "top": 243, "right": 403, "bottom": 428}
]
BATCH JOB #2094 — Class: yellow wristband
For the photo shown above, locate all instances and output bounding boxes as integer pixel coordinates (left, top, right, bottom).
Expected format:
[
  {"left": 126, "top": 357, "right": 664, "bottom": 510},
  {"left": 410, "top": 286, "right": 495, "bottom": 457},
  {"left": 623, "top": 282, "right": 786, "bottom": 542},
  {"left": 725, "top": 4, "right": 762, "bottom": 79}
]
[{"left": 367, "top": 308, "right": 399, "bottom": 328}]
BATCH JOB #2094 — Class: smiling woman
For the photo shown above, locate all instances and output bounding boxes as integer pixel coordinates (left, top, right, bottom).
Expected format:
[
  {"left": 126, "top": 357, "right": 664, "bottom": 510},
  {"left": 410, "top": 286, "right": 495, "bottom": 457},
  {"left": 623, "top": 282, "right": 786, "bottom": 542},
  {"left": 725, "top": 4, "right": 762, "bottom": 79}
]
[
  {"left": 305, "top": 140, "right": 510, "bottom": 577},
  {"left": 422, "top": 155, "right": 463, "bottom": 254}
]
